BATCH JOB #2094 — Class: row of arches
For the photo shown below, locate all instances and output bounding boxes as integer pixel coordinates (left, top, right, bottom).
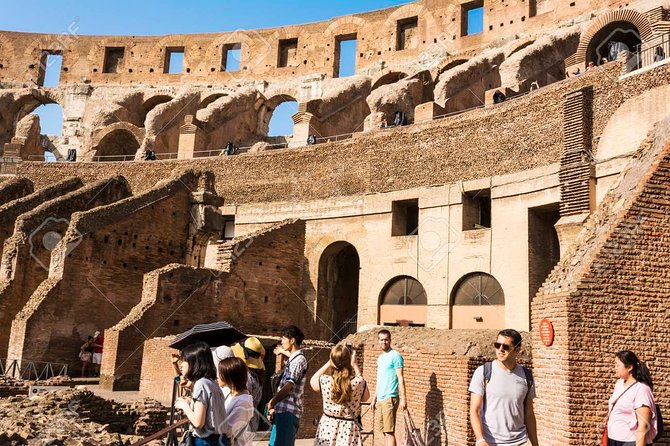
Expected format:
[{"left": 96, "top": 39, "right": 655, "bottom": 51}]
[{"left": 316, "top": 241, "right": 507, "bottom": 340}]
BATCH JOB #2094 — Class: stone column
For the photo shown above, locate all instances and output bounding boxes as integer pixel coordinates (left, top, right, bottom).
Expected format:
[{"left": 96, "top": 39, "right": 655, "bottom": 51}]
[
  {"left": 290, "top": 110, "right": 320, "bottom": 148},
  {"left": 178, "top": 115, "right": 203, "bottom": 160}
]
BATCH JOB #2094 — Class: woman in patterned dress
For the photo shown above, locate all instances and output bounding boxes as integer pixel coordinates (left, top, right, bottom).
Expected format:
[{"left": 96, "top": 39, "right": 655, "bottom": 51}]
[{"left": 310, "top": 344, "right": 370, "bottom": 446}]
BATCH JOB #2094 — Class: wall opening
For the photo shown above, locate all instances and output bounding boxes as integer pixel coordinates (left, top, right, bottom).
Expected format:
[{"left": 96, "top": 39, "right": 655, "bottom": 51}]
[
  {"left": 278, "top": 38, "right": 298, "bottom": 68},
  {"left": 164, "top": 47, "right": 185, "bottom": 74},
  {"left": 392, "top": 199, "right": 419, "bottom": 236},
  {"left": 37, "top": 51, "right": 63, "bottom": 87},
  {"left": 379, "top": 276, "right": 427, "bottom": 326},
  {"left": 450, "top": 272, "right": 504, "bottom": 329},
  {"left": 397, "top": 16, "right": 419, "bottom": 51},
  {"left": 33, "top": 104, "right": 63, "bottom": 136},
  {"left": 94, "top": 129, "right": 140, "bottom": 162},
  {"left": 221, "top": 43, "right": 241, "bottom": 72},
  {"left": 140, "top": 95, "right": 174, "bottom": 125},
  {"left": 103, "top": 47, "right": 125, "bottom": 74},
  {"left": 587, "top": 21, "right": 641, "bottom": 64},
  {"left": 528, "top": 204, "right": 560, "bottom": 301},
  {"left": 268, "top": 100, "right": 298, "bottom": 136},
  {"left": 334, "top": 34, "right": 357, "bottom": 78},
  {"left": 317, "top": 242, "right": 360, "bottom": 341},
  {"left": 461, "top": 1, "right": 484, "bottom": 36},
  {"left": 222, "top": 216, "right": 235, "bottom": 240},
  {"left": 462, "top": 189, "right": 491, "bottom": 230}
]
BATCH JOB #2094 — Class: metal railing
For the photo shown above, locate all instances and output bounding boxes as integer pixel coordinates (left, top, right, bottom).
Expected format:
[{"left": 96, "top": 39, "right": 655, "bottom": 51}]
[
  {"left": 633, "top": 33, "right": 670, "bottom": 72},
  {"left": 0, "top": 358, "right": 68, "bottom": 380}
]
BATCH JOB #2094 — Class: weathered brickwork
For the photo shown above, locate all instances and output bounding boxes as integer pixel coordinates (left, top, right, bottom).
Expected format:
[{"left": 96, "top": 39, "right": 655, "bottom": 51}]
[
  {"left": 0, "top": 176, "right": 131, "bottom": 359},
  {"left": 533, "top": 120, "right": 670, "bottom": 445}
]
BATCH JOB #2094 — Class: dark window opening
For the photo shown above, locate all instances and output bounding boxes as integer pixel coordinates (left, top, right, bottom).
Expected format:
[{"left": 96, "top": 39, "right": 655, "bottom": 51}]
[
  {"left": 164, "top": 47, "right": 185, "bottom": 74},
  {"left": 103, "top": 47, "right": 125, "bottom": 74},
  {"left": 462, "top": 189, "right": 491, "bottom": 230},
  {"left": 397, "top": 16, "right": 419, "bottom": 50},
  {"left": 461, "top": 1, "right": 484, "bottom": 36},
  {"left": 334, "top": 34, "right": 357, "bottom": 78},
  {"left": 37, "top": 51, "right": 63, "bottom": 87},
  {"left": 452, "top": 272, "right": 505, "bottom": 305},
  {"left": 278, "top": 38, "right": 298, "bottom": 68},
  {"left": 221, "top": 43, "right": 241, "bottom": 72},
  {"left": 222, "top": 217, "right": 235, "bottom": 240},
  {"left": 392, "top": 199, "right": 419, "bottom": 236}
]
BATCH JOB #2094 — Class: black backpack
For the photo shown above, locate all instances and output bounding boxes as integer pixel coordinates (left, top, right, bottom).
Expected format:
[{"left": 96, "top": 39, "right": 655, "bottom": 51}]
[
  {"left": 483, "top": 361, "right": 534, "bottom": 404},
  {"left": 654, "top": 404, "right": 664, "bottom": 442}
]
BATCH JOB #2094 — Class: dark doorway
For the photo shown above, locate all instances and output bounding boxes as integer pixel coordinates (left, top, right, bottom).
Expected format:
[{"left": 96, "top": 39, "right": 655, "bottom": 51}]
[
  {"left": 528, "top": 204, "right": 561, "bottom": 300},
  {"left": 317, "top": 242, "right": 360, "bottom": 341}
]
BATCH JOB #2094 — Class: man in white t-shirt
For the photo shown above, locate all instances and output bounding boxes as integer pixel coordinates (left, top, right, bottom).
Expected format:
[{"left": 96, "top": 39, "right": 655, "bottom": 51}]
[{"left": 468, "top": 329, "right": 538, "bottom": 446}]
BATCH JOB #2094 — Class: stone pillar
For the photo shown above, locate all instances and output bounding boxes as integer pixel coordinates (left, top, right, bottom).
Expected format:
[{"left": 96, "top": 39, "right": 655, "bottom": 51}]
[
  {"left": 291, "top": 110, "right": 320, "bottom": 148},
  {"left": 178, "top": 115, "right": 203, "bottom": 160},
  {"left": 414, "top": 102, "right": 445, "bottom": 122}
]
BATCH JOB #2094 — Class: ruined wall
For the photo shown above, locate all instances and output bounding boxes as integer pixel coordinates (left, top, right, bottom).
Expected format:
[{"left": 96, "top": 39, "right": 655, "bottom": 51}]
[
  {"left": 16, "top": 62, "right": 670, "bottom": 206},
  {"left": 532, "top": 121, "right": 670, "bottom": 445},
  {"left": 0, "top": 0, "right": 624, "bottom": 88},
  {"left": 0, "top": 176, "right": 131, "bottom": 359},
  {"left": 101, "top": 219, "right": 309, "bottom": 390},
  {"left": 6, "top": 171, "right": 214, "bottom": 370},
  {"left": 0, "top": 177, "right": 33, "bottom": 206}
]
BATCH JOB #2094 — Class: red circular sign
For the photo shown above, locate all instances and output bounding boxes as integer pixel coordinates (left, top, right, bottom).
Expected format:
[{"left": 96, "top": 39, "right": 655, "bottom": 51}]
[{"left": 539, "top": 319, "right": 554, "bottom": 347}]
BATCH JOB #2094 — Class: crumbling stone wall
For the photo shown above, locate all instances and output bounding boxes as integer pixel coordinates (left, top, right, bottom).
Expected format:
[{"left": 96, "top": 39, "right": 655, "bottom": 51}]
[
  {"left": 0, "top": 176, "right": 131, "bottom": 359},
  {"left": 101, "top": 219, "right": 309, "bottom": 390},
  {"left": 6, "top": 170, "right": 220, "bottom": 372},
  {"left": 532, "top": 120, "right": 670, "bottom": 445},
  {"left": 0, "top": 177, "right": 33, "bottom": 206}
]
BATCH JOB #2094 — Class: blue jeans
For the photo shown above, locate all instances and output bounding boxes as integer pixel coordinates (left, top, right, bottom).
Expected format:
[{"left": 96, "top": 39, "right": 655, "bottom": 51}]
[
  {"left": 269, "top": 412, "right": 300, "bottom": 446},
  {"left": 194, "top": 434, "right": 229, "bottom": 446}
]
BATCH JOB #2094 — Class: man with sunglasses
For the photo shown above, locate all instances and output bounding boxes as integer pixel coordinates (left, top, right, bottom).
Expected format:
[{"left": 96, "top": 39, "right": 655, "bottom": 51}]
[{"left": 468, "top": 329, "right": 538, "bottom": 446}]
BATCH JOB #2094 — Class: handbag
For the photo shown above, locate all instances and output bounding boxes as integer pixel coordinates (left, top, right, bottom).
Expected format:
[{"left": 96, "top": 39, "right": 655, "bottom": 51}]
[
  {"left": 403, "top": 409, "right": 425, "bottom": 446},
  {"left": 601, "top": 382, "right": 638, "bottom": 446}
]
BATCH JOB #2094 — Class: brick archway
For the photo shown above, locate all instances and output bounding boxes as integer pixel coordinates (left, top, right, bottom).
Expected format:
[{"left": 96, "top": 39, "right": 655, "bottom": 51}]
[{"left": 569, "top": 9, "right": 653, "bottom": 65}]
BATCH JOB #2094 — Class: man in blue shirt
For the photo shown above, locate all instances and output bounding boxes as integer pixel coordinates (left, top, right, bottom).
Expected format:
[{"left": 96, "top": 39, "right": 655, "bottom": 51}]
[{"left": 372, "top": 329, "right": 407, "bottom": 446}]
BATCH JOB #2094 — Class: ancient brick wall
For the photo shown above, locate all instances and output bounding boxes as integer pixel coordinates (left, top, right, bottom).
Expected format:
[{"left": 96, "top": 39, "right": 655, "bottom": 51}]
[
  {"left": 532, "top": 120, "right": 670, "bottom": 445},
  {"left": 0, "top": 0, "right": 608, "bottom": 88},
  {"left": 6, "top": 171, "right": 212, "bottom": 372},
  {"left": 101, "top": 219, "right": 308, "bottom": 390},
  {"left": 0, "top": 176, "right": 131, "bottom": 359},
  {"left": 16, "top": 63, "right": 670, "bottom": 206},
  {"left": 0, "top": 177, "right": 33, "bottom": 206}
]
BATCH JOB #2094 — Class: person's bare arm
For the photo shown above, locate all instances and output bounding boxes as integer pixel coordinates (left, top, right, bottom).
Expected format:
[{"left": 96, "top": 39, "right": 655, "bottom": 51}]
[
  {"left": 396, "top": 367, "right": 407, "bottom": 410},
  {"left": 635, "top": 406, "right": 652, "bottom": 446},
  {"left": 524, "top": 397, "right": 538, "bottom": 446},
  {"left": 310, "top": 361, "right": 330, "bottom": 392},
  {"left": 175, "top": 398, "right": 206, "bottom": 429},
  {"left": 470, "top": 393, "right": 488, "bottom": 446}
]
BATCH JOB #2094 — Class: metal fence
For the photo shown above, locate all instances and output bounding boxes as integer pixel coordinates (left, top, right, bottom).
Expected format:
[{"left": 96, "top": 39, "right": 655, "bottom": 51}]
[
  {"left": 633, "top": 33, "right": 670, "bottom": 71},
  {"left": 0, "top": 358, "right": 68, "bottom": 380}
]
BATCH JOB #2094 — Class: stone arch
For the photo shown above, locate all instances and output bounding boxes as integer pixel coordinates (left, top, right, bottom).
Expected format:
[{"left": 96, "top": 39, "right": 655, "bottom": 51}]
[
  {"left": 198, "top": 90, "right": 236, "bottom": 109},
  {"left": 140, "top": 94, "right": 174, "bottom": 125},
  {"left": 435, "top": 57, "right": 470, "bottom": 77},
  {"left": 371, "top": 70, "right": 409, "bottom": 91},
  {"left": 258, "top": 93, "right": 299, "bottom": 136},
  {"left": 13, "top": 90, "right": 62, "bottom": 124},
  {"left": 571, "top": 10, "right": 652, "bottom": 65},
  {"left": 316, "top": 241, "right": 360, "bottom": 341},
  {"left": 92, "top": 126, "right": 143, "bottom": 162},
  {"left": 378, "top": 275, "right": 427, "bottom": 326},
  {"left": 0, "top": 34, "right": 16, "bottom": 69},
  {"left": 506, "top": 39, "right": 536, "bottom": 57},
  {"left": 324, "top": 16, "right": 368, "bottom": 38},
  {"left": 450, "top": 272, "right": 505, "bottom": 329}
]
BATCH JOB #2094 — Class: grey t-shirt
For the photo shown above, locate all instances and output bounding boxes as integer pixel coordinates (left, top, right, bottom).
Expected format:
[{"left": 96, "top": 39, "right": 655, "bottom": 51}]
[
  {"left": 468, "top": 361, "right": 536, "bottom": 446},
  {"left": 191, "top": 378, "right": 227, "bottom": 438}
]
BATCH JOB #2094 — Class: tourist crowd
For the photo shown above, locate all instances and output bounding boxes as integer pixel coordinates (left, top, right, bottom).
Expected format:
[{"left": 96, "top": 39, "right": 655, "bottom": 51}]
[{"left": 168, "top": 325, "right": 660, "bottom": 446}]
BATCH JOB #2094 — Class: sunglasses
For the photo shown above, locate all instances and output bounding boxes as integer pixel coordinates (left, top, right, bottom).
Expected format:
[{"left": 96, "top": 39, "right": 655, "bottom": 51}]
[{"left": 493, "top": 342, "right": 515, "bottom": 352}]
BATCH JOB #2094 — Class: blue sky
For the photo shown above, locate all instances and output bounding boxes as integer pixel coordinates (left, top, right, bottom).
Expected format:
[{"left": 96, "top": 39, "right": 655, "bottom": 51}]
[{"left": 2, "top": 0, "right": 413, "bottom": 141}]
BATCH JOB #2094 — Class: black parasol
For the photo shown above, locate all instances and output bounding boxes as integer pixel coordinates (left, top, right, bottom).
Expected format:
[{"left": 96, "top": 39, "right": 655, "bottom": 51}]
[{"left": 169, "top": 321, "right": 246, "bottom": 350}]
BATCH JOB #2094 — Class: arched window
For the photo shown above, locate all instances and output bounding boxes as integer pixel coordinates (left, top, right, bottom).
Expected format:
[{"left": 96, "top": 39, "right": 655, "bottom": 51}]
[
  {"left": 381, "top": 276, "right": 427, "bottom": 305},
  {"left": 268, "top": 100, "right": 298, "bottom": 136},
  {"left": 452, "top": 272, "right": 504, "bottom": 305},
  {"left": 379, "top": 276, "right": 427, "bottom": 326}
]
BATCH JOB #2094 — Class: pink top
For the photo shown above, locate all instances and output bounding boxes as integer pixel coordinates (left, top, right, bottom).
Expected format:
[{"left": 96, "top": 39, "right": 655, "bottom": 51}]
[{"left": 607, "top": 379, "right": 657, "bottom": 443}]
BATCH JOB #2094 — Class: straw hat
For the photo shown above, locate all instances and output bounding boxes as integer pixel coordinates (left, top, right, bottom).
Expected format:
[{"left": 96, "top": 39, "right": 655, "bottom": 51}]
[{"left": 231, "top": 337, "right": 265, "bottom": 370}]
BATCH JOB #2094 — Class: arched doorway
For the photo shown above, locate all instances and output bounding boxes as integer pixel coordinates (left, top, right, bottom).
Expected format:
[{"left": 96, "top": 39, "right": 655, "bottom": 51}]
[
  {"left": 317, "top": 242, "right": 360, "bottom": 341},
  {"left": 378, "top": 276, "right": 427, "bottom": 326},
  {"left": 268, "top": 100, "right": 298, "bottom": 137},
  {"left": 587, "top": 21, "right": 641, "bottom": 64},
  {"left": 450, "top": 272, "right": 504, "bottom": 329},
  {"left": 93, "top": 129, "right": 140, "bottom": 162}
]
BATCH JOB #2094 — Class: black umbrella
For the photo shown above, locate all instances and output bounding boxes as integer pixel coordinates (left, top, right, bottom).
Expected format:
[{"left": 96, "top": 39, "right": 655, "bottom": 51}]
[{"left": 169, "top": 321, "right": 246, "bottom": 350}]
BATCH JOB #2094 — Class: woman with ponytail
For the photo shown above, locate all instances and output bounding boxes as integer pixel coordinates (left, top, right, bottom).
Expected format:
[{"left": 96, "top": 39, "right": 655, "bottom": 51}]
[
  {"left": 310, "top": 344, "right": 370, "bottom": 446},
  {"left": 605, "top": 350, "right": 658, "bottom": 446}
]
